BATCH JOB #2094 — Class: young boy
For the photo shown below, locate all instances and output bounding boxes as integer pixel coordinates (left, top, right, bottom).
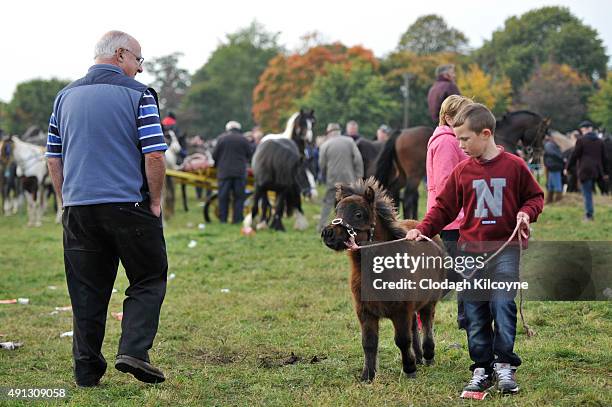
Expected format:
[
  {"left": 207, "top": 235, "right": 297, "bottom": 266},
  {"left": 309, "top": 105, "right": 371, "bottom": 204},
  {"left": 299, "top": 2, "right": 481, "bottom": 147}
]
[{"left": 406, "top": 103, "right": 544, "bottom": 395}]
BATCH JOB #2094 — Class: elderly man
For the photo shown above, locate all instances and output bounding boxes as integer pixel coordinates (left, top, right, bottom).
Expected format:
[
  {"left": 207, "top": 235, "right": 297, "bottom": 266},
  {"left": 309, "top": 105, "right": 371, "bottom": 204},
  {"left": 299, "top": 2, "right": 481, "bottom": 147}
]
[
  {"left": 212, "top": 121, "right": 252, "bottom": 223},
  {"left": 317, "top": 123, "right": 363, "bottom": 232},
  {"left": 46, "top": 30, "right": 168, "bottom": 386},
  {"left": 427, "top": 64, "right": 461, "bottom": 124},
  {"left": 345, "top": 120, "right": 362, "bottom": 142}
]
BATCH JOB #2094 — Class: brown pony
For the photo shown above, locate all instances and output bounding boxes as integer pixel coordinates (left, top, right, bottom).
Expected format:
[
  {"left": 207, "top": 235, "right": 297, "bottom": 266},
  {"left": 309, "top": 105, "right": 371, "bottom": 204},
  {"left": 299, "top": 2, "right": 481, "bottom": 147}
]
[{"left": 321, "top": 178, "right": 444, "bottom": 381}]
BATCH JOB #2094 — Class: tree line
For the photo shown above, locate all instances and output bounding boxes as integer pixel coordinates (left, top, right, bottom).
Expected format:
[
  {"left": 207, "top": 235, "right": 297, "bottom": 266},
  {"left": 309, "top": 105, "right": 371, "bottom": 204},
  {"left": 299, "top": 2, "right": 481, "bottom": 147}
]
[{"left": 1, "top": 6, "right": 610, "bottom": 138}]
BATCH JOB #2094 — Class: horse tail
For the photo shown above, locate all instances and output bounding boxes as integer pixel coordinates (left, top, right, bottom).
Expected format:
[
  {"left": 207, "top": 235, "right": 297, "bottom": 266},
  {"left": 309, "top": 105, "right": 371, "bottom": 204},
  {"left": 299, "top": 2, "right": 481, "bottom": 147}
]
[{"left": 374, "top": 130, "right": 401, "bottom": 188}]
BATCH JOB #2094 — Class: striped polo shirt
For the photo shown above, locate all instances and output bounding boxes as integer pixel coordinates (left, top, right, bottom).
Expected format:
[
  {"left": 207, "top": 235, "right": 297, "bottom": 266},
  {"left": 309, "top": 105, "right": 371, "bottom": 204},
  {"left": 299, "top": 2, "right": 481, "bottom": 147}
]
[{"left": 46, "top": 64, "right": 167, "bottom": 206}]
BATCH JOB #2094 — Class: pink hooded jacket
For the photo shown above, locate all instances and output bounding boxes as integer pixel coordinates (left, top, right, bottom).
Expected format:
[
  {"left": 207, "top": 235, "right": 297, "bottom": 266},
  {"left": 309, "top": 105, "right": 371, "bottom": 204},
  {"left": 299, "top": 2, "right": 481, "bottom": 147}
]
[{"left": 426, "top": 125, "right": 469, "bottom": 231}]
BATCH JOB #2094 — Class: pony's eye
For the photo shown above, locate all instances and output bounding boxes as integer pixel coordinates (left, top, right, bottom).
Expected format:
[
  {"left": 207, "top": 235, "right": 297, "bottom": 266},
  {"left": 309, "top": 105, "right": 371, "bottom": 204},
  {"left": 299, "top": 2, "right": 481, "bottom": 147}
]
[{"left": 355, "top": 211, "right": 363, "bottom": 219}]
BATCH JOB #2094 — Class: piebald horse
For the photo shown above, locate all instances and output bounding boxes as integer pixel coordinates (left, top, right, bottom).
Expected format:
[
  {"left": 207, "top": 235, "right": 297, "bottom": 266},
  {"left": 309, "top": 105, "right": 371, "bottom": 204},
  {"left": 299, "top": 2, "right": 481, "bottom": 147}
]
[
  {"left": 245, "top": 109, "right": 317, "bottom": 231},
  {"left": 0, "top": 136, "right": 61, "bottom": 226}
]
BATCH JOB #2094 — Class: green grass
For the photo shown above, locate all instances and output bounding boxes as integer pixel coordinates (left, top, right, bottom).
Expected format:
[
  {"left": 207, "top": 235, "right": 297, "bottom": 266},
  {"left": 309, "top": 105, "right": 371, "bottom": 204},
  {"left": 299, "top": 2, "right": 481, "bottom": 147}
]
[{"left": 0, "top": 187, "right": 610, "bottom": 406}]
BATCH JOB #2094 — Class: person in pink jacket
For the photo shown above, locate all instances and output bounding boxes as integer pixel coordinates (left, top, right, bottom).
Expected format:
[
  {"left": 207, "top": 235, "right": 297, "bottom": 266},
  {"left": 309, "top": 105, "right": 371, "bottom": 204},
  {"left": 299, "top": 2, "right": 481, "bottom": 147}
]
[{"left": 426, "top": 94, "right": 473, "bottom": 329}]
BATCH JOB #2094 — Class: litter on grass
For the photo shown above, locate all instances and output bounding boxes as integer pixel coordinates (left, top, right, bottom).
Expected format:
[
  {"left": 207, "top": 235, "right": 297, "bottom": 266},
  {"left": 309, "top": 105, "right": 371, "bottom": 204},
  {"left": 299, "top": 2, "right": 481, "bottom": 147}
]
[{"left": 0, "top": 342, "right": 23, "bottom": 350}]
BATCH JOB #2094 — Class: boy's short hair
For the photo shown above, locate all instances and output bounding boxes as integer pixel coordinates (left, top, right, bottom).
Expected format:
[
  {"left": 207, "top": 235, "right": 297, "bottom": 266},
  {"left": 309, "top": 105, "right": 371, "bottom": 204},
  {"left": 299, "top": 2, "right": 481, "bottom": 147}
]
[
  {"left": 439, "top": 95, "right": 474, "bottom": 126},
  {"left": 453, "top": 103, "right": 496, "bottom": 134}
]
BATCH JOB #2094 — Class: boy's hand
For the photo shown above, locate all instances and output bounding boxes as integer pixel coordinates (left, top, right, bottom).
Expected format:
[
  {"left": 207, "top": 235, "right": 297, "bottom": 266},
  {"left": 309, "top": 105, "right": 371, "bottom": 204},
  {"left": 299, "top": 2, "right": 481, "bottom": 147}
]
[
  {"left": 405, "top": 229, "right": 425, "bottom": 241},
  {"left": 517, "top": 211, "right": 530, "bottom": 240}
]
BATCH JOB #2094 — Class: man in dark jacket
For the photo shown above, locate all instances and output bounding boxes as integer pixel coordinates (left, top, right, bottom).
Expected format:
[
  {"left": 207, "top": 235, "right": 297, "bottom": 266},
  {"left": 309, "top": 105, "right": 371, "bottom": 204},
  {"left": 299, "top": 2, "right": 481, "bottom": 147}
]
[
  {"left": 212, "top": 121, "right": 253, "bottom": 223},
  {"left": 566, "top": 121, "right": 609, "bottom": 221},
  {"left": 543, "top": 135, "right": 565, "bottom": 203},
  {"left": 427, "top": 64, "right": 461, "bottom": 124}
]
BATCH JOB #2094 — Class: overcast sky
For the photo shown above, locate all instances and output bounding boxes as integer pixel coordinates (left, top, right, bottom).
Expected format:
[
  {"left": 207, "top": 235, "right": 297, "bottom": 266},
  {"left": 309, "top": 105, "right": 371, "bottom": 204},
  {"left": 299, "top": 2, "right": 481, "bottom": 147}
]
[{"left": 1, "top": 0, "right": 609, "bottom": 102}]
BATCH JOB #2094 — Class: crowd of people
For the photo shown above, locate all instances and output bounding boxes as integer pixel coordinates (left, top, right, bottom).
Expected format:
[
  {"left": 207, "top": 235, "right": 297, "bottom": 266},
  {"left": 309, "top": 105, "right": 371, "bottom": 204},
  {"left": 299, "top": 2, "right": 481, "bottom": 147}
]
[{"left": 42, "top": 30, "right": 608, "bottom": 398}]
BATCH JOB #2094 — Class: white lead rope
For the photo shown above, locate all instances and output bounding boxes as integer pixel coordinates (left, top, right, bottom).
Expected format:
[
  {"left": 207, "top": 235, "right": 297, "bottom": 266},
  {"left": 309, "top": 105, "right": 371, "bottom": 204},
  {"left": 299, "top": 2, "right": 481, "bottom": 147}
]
[{"left": 346, "top": 218, "right": 535, "bottom": 337}]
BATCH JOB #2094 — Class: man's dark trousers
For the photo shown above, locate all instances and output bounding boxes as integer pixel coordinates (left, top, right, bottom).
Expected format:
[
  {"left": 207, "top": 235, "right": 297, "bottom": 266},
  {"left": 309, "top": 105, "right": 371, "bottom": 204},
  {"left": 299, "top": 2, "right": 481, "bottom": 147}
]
[
  {"left": 63, "top": 202, "right": 167, "bottom": 385},
  {"left": 218, "top": 177, "right": 247, "bottom": 223}
]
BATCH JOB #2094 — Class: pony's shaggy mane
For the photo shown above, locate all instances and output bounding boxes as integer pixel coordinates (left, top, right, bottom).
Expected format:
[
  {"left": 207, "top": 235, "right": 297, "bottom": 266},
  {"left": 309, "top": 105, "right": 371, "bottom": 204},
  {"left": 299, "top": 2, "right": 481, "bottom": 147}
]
[{"left": 337, "top": 177, "right": 407, "bottom": 240}]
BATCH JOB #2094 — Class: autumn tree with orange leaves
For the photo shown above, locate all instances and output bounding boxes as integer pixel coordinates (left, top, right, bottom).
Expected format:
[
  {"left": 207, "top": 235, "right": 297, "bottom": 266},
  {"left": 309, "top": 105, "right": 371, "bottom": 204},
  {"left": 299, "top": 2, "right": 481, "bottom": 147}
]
[{"left": 252, "top": 43, "right": 377, "bottom": 132}]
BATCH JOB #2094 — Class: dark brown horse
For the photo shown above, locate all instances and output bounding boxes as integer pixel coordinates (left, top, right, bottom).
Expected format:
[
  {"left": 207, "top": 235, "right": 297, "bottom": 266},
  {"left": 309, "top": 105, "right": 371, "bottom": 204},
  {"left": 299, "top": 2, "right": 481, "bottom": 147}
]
[
  {"left": 374, "top": 126, "right": 433, "bottom": 220},
  {"left": 356, "top": 138, "right": 384, "bottom": 178},
  {"left": 375, "top": 111, "right": 549, "bottom": 220},
  {"left": 495, "top": 110, "right": 550, "bottom": 163},
  {"left": 321, "top": 178, "right": 443, "bottom": 381}
]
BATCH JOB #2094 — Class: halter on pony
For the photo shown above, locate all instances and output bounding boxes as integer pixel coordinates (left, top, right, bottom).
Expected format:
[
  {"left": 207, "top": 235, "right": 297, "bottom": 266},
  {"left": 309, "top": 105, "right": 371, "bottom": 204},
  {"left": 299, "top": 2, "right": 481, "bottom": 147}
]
[{"left": 331, "top": 217, "right": 376, "bottom": 243}]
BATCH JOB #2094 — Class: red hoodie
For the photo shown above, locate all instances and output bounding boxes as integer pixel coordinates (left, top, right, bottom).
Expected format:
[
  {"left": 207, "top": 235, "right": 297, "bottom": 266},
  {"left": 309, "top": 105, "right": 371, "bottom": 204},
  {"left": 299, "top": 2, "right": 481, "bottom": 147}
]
[{"left": 417, "top": 147, "right": 544, "bottom": 252}]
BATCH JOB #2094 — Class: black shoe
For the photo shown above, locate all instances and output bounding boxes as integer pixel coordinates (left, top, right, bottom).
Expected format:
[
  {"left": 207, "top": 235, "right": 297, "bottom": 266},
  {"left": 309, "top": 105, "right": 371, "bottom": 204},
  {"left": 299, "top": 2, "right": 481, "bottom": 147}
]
[
  {"left": 76, "top": 379, "right": 100, "bottom": 388},
  {"left": 115, "top": 355, "right": 165, "bottom": 384},
  {"left": 463, "top": 368, "right": 494, "bottom": 392}
]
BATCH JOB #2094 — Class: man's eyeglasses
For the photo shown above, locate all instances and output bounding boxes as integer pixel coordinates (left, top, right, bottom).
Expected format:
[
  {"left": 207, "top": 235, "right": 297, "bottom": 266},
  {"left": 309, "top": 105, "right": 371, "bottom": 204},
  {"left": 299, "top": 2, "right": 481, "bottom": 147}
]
[{"left": 121, "top": 48, "right": 144, "bottom": 66}]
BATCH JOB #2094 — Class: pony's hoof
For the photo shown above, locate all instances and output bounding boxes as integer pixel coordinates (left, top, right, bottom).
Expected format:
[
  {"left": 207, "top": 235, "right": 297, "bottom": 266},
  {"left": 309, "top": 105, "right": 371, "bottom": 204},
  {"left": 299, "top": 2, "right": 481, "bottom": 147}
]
[
  {"left": 404, "top": 370, "right": 417, "bottom": 379},
  {"left": 415, "top": 358, "right": 424, "bottom": 365},
  {"left": 424, "top": 358, "right": 435, "bottom": 366},
  {"left": 256, "top": 221, "right": 268, "bottom": 231},
  {"left": 360, "top": 370, "right": 376, "bottom": 382}
]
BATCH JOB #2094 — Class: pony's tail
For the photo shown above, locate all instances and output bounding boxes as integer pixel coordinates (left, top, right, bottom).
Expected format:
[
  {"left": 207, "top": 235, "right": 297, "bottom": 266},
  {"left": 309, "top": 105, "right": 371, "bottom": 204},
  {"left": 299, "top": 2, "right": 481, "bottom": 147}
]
[{"left": 374, "top": 129, "right": 401, "bottom": 188}]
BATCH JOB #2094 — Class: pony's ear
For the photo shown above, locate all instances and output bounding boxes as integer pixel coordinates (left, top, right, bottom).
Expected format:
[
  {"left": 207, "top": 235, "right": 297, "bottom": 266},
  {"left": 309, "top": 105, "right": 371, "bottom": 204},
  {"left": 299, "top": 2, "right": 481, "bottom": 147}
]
[
  {"left": 365, "top": 186, "right": 375, "bottom": 204},
  {"left": 309, "top": 109, "right": 315, "bottom": 116},
  {"left": 299, "top": 108, "right": 304, "bottom": 115},
  {"left": 335, "top": 183, "right": 351, "bottom": 203}
]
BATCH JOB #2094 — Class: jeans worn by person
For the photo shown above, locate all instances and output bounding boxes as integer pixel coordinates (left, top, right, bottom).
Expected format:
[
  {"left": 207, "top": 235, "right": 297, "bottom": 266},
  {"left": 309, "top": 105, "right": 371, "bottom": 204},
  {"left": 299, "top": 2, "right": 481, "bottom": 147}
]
[
  {"left": 581, "top": 179, "right": 594, "bottom": 219},
  {"left": 218, "top": 177, "right": 247, "bottom": 223},
  {"left": 461, "top": 247, "right": 522, "bottom": 374},
  {"left": 546, "top": 171, "right": 563, "bottom": 192}
]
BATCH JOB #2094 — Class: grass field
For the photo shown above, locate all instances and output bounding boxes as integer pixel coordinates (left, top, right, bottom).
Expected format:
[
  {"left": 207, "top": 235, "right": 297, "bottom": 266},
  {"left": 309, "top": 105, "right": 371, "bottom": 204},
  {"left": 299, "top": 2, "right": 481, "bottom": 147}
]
[{"left": 0, "top": 187, "right": 611, "bottom": 406}]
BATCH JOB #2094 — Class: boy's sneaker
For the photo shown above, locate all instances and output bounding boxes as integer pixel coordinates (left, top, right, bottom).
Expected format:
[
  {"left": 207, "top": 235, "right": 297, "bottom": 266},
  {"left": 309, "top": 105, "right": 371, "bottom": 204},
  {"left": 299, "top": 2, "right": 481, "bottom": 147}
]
[
  {"left": 494, "top": 363, "right": 519, "bottom": 394},
  {"left": 463, "top": 368, "right": 494, "bottom": 392}
]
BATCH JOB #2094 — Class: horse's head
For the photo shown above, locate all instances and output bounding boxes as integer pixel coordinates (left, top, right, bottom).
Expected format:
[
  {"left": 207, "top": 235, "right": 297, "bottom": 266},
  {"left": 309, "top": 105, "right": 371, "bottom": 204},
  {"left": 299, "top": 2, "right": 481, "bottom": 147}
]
[
  {"left": 496, "top": 111, "right": 549, "bottom": 162},
  {"left": 0, "top": 135, "right": 14, "bottom": 165},
  {"left": 525, "top": 117, "right": 550, "bottom": 163},
  {"left": 322, "top": 177, "right": 401, "bottom": 251},
  {"left": 293, "top": 109, "right": 315, "bottom": 144}
]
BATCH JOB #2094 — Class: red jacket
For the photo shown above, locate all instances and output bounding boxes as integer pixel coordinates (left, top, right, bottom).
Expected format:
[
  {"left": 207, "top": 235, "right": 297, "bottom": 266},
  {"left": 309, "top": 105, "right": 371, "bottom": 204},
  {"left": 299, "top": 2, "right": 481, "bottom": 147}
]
[
  {"left": 426, "top": 125, "right": 469, "bottom": 230},
  {"left": 417, "top": 147, "right": 544, "bottom": 252}
]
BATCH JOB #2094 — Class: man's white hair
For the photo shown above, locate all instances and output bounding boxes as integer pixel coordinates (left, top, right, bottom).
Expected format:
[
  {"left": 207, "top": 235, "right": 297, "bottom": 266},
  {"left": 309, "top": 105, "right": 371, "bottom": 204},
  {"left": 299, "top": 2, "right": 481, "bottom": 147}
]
[
  {"left": 225, "top": 121, "right": 242, "bottom": 131},
  {"left": 94, "top": 31, "right": 134, "bottom": 59}
]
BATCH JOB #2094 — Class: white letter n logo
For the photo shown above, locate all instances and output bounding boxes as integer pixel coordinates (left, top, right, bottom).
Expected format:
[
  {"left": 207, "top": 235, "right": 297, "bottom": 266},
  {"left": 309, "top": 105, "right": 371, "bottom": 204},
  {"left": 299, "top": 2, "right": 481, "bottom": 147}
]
[{"left": 472, "top": 178, "right": 506, "bottom": 218}]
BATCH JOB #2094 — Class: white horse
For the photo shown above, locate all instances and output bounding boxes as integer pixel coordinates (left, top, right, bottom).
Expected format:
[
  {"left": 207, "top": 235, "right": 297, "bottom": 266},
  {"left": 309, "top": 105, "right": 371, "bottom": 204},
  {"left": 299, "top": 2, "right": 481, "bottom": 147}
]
[
  {"left": 0, "top": 136, "right": 60, "bottom": 226},
  {"left": 164, "top": 129, "right": 182, "bottom": 170},
  {"left": 161, "top": 130, "right": 182, "bottom": 221}
]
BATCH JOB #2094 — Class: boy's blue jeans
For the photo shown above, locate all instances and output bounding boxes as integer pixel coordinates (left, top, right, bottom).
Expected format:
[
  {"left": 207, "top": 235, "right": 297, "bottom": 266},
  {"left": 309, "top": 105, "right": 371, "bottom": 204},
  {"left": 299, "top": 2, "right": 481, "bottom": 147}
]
[{"left": 462, "top": 247, "right": 522, "bottom": 373}]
